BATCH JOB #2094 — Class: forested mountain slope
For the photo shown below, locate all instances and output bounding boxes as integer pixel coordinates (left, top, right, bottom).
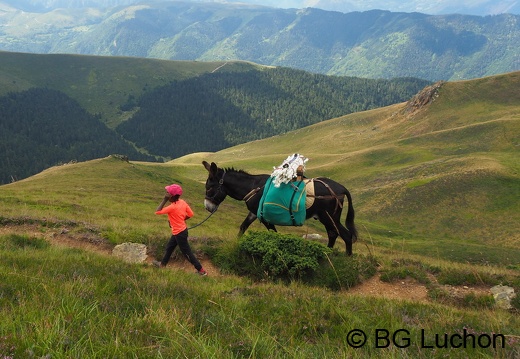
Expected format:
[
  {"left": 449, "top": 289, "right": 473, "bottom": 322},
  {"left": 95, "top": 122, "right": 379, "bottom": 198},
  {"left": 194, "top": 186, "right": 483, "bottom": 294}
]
[
  {"left": 0, "top": 52, "right": 430, "bottom": 184},
  {"left": 0, "top": 88, "right": 155, "bottom": 183},
  {"left": 116, "top": 68, "right": 430, "bottom": 158}
]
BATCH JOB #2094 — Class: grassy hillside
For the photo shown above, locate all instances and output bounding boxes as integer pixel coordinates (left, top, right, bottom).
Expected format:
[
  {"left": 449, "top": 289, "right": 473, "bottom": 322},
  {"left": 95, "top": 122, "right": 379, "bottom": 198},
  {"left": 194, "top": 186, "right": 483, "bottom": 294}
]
[
  {"left": 177, "top": 72, "right": 520, "bottom": 262},
  {"left": 0, "top": 72, "right": 519, "bottom": 358},
  {"left": 0, "top": 71, "right": 518, "bottom": 259},
  {"left": 0, "top": 51, "right": 258, "bottom": 128},
  {"left": 2, "top": 73, "right": 520, "bottom": 256}
]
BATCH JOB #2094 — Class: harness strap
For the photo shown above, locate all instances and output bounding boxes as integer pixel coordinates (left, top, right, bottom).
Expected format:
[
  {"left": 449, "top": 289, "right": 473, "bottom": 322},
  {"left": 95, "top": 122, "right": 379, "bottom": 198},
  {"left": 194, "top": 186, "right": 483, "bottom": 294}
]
[
  {"left": 206, "top": 170, "right": 226, "bottom": 203},
  {"left": 325, "top": 209, "right": 350, "bottom": 234},
  {"left": 325, "top": 210, "right": 341, "bottom": 235},
  {"left": 243, "top": 186, "right": 263, "bottom": 202},
  {"left": 307, "top": 178, "right": 344, "bottom": 214}
]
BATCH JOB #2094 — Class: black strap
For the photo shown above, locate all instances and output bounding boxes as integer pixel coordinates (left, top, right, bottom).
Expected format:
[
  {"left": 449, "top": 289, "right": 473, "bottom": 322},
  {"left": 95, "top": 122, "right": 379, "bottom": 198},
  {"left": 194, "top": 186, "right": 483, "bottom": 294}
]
[
  {"left": 288, "top": 180, "right": 303, "bottom": 226},
  {"left": 258, "top": 177, "right": 273, "bottom": 223}
]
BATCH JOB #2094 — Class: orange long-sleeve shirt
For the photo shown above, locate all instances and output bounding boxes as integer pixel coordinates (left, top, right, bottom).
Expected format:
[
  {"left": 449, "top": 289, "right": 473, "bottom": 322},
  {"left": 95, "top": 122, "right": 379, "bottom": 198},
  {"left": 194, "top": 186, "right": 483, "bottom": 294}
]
[{"left": 155, "top": 199, "right": 194, "bottom": 235}]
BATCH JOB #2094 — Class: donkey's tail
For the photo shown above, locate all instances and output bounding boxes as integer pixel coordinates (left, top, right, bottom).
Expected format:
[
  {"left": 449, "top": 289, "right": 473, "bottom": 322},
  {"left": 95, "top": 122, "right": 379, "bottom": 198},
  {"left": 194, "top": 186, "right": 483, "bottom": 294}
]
[{"left": 344, "top": 188, "right": 358, "bottom": 242}]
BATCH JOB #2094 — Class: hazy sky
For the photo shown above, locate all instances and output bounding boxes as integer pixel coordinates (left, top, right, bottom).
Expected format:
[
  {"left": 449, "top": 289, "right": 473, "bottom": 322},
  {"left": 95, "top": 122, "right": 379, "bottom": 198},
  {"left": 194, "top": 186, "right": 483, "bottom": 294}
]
[
  {"left": 219, "top": 0, "right": 519, "bottom": 15},
  {"left": 3, "top": 0, "right": 519, "bottom": 15}
]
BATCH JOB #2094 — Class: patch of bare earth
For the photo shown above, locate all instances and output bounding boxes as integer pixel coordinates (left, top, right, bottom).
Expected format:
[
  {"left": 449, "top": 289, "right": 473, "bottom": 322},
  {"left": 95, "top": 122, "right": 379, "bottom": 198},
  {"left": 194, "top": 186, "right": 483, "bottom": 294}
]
[
  {"left": 348, "top": 273, "right": 429, "bottom": 302},
  {"left": 150, "top": 257, "right": 222, "bottom": 276},
  {"left": 347, "top": 272, "right": 491, "bottom": 303},
  {"left": 1, "top": 224, "right": 491, "bottom": 301}
]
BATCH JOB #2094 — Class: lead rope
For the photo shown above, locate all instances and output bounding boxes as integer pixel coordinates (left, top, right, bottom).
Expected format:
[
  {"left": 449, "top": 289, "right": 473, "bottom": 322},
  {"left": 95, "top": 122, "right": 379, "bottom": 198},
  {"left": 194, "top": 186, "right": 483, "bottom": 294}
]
[{"left": 187, "top": 207, "right": 217, "bottom": 230}]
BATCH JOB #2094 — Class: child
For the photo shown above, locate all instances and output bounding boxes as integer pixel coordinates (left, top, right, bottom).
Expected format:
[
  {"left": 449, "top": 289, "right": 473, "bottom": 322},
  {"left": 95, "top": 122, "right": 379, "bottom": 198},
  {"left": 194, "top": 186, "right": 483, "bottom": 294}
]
[{"left": 154, "top": 184, "right": 207, "bottom": 276}]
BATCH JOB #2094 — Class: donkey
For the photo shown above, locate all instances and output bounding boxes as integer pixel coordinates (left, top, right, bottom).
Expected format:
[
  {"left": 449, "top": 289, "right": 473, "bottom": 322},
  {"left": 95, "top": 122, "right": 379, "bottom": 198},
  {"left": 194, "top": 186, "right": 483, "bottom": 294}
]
[{"left": 202, "top": 161, "right": 358, "bottom": 255}]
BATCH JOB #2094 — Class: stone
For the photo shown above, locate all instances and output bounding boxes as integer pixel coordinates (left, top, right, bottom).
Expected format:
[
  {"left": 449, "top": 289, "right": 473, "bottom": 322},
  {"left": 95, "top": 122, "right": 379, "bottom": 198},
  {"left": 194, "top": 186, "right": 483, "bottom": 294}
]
[
  {"left": 490, "top": 285, "right": 515, "bottom": 310},
  {"left": 112, "top": 242, "right": 148, "bottom": 264},
  {"left": 302, "top": 233, "right": 323, "bottom": 240}
]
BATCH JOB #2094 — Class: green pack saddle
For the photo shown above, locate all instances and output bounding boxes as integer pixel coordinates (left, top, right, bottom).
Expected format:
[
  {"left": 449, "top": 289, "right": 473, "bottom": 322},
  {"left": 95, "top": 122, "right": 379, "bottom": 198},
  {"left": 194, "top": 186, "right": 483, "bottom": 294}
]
[{"left": 257, "top": 176, "right": 307, "bottom": 226}]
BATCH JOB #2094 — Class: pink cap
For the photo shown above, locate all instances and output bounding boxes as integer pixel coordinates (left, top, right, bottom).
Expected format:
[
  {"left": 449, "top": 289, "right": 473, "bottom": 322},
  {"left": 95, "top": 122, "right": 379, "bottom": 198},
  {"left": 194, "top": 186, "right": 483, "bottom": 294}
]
[{"left": 165, "top": 184, "right": 183, "bottom": 196}]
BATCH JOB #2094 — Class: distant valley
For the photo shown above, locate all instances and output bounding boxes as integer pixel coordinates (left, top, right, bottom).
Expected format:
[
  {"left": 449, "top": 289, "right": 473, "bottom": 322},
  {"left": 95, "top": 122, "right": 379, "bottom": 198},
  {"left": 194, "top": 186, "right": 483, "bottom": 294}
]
[{"left": 0, "top": 1, "right": 518, "bottom": 81}]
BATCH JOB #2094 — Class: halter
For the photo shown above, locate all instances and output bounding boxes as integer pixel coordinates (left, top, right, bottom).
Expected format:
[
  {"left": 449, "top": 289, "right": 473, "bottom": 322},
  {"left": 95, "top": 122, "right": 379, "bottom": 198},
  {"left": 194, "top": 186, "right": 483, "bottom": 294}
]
[
  {"left": 189, "top": 171, "right": 227, "bottom": 230},
  {"left": 205, "top": 170, "right": 227, "bottom": 204}
]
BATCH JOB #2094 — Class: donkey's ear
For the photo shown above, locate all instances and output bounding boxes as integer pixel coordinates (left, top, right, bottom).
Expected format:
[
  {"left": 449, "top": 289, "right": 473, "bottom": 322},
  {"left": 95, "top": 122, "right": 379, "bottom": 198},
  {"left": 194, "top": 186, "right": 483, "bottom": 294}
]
[
  {"left": 210, "top": 162, "right": 218, "bottom": 174},
  {"left": 202, "top": 161, "right": 218, "bottom": 175}
]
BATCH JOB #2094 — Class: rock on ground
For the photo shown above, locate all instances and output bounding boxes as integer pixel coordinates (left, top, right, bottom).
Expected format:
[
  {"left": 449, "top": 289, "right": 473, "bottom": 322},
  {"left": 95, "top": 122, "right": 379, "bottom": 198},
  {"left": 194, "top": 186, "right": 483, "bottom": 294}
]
[{"left": 112, "top": 242, "right": 148, "bottom": 264}]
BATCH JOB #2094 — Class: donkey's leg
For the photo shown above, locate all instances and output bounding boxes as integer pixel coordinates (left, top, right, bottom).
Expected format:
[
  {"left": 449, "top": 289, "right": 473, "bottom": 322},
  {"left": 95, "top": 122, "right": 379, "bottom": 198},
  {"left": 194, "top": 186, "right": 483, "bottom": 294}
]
[
  {"left": 320, "top": 211, "right": 353, "bottom": 255},
  {"left": 261, "top": 220, "right": 277, "bottom": 232},
  {"left": 337, "top": 224, "right": 353, "bottom": 256},
  {"left": 317, "top": 213, "right": 339, "bottom": 248},
  {"left": 326, "top": 229, "right": 339, "bottom": 248},
  {"left": 238, "top": 212, "right": 257, "bottom": 236},
  {"left": 332, "top": 212, "right": 353, "bottom": 255},
  {"left": 239, "top": 212, "right": 276, "bottom": 236}
]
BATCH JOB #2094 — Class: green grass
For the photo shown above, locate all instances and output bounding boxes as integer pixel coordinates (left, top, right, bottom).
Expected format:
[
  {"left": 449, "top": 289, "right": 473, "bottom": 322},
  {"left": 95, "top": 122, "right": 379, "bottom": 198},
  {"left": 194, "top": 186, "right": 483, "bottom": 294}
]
[
  {"left": 1, "top": 72, "right": 519, "bottom": 357},
  {"left": 1, "top": 235, "right": 519, "bottom": 358}
]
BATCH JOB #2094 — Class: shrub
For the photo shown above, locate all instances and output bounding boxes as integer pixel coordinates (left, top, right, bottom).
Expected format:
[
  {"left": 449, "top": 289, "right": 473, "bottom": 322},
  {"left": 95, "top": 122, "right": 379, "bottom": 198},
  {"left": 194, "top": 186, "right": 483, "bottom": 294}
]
[
  {"left": 208, "top": 231, "right": 378, "bottom": 290},
  {"left": 238, "top": 231, "right": 332, "bottom": 280}
]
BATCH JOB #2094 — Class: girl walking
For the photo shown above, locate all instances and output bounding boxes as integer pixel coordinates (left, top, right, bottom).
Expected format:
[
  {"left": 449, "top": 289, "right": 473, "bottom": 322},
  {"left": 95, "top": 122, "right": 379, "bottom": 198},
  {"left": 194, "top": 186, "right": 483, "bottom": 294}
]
[{"left": 154, "top": 184, "right": 207, "bottom": 276}]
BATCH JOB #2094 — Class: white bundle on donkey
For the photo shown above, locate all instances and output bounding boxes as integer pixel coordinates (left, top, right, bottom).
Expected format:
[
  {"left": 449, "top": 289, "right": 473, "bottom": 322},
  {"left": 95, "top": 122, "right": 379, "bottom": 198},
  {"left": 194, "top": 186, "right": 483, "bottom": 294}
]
[
  {"left": 257, "top": 154, "right": 309, "bottom": 226},
  {"left": 270, "top": 153, "right": 308, "bottom": 187}
]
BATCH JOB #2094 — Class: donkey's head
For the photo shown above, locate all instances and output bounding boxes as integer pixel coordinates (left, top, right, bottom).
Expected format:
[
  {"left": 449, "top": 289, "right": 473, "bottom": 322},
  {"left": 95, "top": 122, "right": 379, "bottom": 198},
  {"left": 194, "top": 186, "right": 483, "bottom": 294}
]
[{"left": 202, "top": 161, "right": 228, "bottom": 212}]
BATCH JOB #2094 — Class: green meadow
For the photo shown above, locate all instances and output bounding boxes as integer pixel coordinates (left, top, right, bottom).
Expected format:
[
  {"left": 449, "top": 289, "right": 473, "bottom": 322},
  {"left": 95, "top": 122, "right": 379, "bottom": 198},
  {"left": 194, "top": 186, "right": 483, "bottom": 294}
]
[{"left": 0, "top": 72, "right": 519, "bottom": 358}]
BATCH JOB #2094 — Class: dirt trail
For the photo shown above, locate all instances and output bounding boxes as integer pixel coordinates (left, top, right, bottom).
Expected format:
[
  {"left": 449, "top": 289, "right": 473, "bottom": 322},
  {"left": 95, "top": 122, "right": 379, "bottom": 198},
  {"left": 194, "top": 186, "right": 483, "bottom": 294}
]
[
  {"left": 1, "top": 224, "right": 491, "bottom": 302},
  {"left": 1, "top": 224, "right": 222, "bottom": 275}
]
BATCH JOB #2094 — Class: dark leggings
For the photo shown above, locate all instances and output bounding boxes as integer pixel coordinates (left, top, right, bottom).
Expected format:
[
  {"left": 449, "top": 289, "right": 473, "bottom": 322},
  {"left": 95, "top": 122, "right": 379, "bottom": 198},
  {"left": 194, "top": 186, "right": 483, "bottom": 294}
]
[{"left": 161, "top": 229, "right": 202, "bottom": 270}]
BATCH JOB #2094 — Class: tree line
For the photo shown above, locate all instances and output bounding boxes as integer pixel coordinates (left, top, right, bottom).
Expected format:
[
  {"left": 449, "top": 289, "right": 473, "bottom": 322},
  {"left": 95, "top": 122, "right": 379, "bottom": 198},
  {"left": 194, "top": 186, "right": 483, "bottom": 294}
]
[
  {"left": 0, "top": 88, "right": 154, "bottom": 184},
  {"left": 116, "top": 67, "right": 430, "bottom": 158}
]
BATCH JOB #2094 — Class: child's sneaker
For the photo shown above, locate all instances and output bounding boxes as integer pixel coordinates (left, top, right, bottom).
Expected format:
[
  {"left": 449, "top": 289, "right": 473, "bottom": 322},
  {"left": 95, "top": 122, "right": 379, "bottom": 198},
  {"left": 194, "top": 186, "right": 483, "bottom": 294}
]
[
  {"left": 152, "top": 260, "right": 164, "bottom": 268},
  {"left": 197, "top": 268, "right": 208, "bottom": 276}
]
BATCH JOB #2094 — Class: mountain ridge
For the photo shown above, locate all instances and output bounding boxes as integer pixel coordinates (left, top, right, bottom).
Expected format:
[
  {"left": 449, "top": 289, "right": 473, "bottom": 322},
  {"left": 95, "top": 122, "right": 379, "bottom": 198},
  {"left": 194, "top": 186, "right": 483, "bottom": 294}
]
[
  {"left": 0, "top": 2, "right": 518, "bottom": 81},
  {"left": 2, "top": 0, "right": 519, "bottom": 16}
]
